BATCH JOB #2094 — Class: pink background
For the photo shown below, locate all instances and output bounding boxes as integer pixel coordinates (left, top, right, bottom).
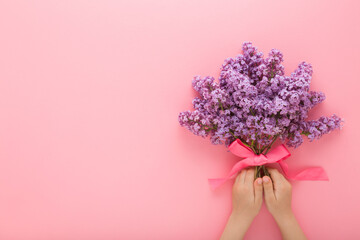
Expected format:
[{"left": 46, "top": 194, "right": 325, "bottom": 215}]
[{"left": 0, "top": 0, "right": 359, "bottom": 239}]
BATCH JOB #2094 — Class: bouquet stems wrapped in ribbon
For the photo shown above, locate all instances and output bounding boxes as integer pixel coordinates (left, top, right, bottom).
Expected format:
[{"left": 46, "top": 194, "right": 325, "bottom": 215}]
[{"left": 178, "top": 42, "right": 344, "bottom": 190}]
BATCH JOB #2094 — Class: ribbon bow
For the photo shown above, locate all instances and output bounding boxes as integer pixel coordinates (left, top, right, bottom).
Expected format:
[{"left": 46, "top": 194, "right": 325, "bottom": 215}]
[{"left": 208, "top": 139, "right": 329, "bottom": 190}]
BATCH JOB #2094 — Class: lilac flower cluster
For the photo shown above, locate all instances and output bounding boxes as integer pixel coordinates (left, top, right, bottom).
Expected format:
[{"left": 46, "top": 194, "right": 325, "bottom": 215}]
[{"left": 178, "top": 42, "right": 344, "bottom": 153}]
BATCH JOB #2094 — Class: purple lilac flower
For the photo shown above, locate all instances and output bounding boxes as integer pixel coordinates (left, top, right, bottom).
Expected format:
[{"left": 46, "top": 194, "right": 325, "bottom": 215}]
[{"left": 178, "top": 42, "right": 344, "bottom": 152}]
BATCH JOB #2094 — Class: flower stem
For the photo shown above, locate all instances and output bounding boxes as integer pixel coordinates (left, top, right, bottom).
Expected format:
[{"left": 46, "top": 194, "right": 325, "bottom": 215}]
[
  {"left": 254, "top": 134, "right": 279, "bottom": 180},
  {"left": 228, "top": 129, "right": 252, "bottom": 149},
  {"left": 263, "top": 134, "right": 279, "bottom": 155},
  {"left": 218, "top": 99, "right": 224, "bottom": 111}
]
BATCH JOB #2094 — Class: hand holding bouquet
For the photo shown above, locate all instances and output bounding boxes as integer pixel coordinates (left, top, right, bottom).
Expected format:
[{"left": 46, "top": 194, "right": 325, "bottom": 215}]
[{"left": 178, "top": 42, "right": 344, "bottom": 188}]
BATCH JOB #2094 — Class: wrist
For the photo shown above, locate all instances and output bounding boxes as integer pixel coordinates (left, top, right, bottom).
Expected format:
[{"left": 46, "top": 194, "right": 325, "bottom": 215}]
[
  {"left": 230, "top": 210, "right": 255, "bottom": 226},
  {"left": 220, "top": 212, "right": 254, "bottom": 240},
  {"left": 271, "top": 210, "right": 308, "bottom": 240},
  {"left": 272, "top": 210, "right": 296, "bottom": 227}
]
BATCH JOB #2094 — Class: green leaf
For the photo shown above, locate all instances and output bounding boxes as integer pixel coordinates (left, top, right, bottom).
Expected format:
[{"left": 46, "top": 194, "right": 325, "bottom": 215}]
[{"left": 301, "top": 131, "right": 310, "bottom": 136}]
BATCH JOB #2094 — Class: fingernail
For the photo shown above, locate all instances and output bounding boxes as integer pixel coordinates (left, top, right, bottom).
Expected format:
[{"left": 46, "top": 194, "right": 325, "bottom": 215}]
[
  {"left": 263, "top": 176, "right": 270, "bottom": 183},
  {"left": 257, "top": 178, "right": 262, "bottom": 184}
]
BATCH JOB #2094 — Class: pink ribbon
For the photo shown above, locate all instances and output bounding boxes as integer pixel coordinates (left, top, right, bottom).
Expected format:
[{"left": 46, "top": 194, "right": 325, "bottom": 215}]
[{"left": 208, "top": 139, "right": 329, "bottom": 190}]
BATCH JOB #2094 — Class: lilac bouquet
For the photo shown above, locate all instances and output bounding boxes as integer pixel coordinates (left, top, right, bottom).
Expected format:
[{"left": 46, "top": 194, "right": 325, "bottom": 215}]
[{"left": 178, "top": 42, "right": 344, "bottom": 178}]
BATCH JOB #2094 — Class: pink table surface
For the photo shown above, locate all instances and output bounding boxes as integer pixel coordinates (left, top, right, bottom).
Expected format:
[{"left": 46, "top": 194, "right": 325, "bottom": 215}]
[{"left": 0, "top": 0, "right": 359, "bottom": 239}]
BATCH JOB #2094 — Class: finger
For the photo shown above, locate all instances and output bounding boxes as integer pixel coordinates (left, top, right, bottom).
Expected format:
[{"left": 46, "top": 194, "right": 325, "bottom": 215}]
[
  {"left": 245, "top": 168, "right": 255, "bottom": 186},
  {"left": 267, "top": 168, "right": 287, "bottom": 190},
  {"left": 267, "top": 168, "right": 286, "bottom": 183},
  {"left": 262, "top": 175, "right": 276, "bottom": 202},
  {"left": 235, "top": 169, "right": 247, "bottom": 184},
  {"left": 254, "top": 177, "right": 263, "bottom": 204},
  {"left": 267, "top": 168, "right": 292, "bottom": 195}
]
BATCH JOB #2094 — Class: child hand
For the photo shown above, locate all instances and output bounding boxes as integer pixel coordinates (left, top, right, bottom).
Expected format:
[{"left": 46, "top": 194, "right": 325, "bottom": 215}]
[
  {"left": 262, "top": 168, "right": 308, "bottom": 240},
  {"left": 231, "top": 167, "right": 263, "bottom": 221},
  {"left": 220, "top": 168, "right": 263, "bottom": 240},
  {"left": 262, "top": 168, "right": 292, "bottom": 220}
]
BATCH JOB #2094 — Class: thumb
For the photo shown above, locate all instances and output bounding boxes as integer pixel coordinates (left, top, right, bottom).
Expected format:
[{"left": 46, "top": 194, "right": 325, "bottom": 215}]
[
  {"left": 254, "top": 178, "right": 263, "bottom": 204},
  {"left": 262, "top": 176, "right": 275, "bottom": 203}
]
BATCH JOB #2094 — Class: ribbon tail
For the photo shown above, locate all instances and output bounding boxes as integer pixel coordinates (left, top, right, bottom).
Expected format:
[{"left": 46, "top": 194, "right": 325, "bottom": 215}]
[
  {"left": 208, "top": 158, "right": 252, "bottom": 190},
  {"left": 278, "top": 160, "right": 329, "bottom": 181}
]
